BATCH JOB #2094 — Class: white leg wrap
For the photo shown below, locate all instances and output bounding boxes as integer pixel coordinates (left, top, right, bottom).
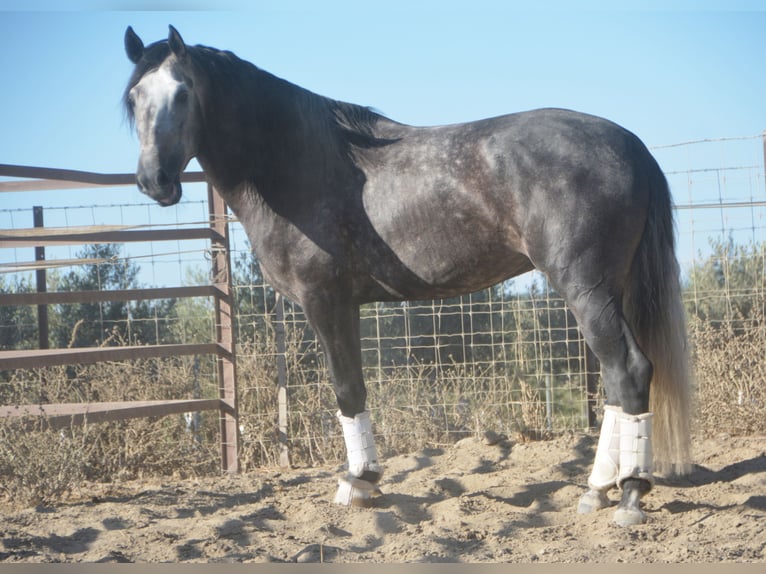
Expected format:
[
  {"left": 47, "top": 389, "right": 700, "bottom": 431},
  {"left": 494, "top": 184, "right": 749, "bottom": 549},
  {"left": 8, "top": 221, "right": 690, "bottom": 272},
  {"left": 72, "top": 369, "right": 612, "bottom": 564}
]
[
  {"left": 578, "top": 406, "right": 655, "bottom": 515},
  {"left": 336, "top": 410, "right": 383, "bottom": 479},
  {"left": 587, "top": 405, "right": 622, "bottom": 491},
  {"left": 617, "top": 411, "right": 655, "bottom": 489},
  {"left": 334, "top": 410, "right": 383, "bottom": 507}
]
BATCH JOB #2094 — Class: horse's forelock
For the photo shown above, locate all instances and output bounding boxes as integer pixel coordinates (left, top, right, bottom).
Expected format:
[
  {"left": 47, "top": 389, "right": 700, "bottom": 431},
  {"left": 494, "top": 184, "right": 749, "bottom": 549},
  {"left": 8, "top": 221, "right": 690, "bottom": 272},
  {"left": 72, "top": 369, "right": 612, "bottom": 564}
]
[{"left": 123, "top": 40, "right": 173, "bottom": 125}]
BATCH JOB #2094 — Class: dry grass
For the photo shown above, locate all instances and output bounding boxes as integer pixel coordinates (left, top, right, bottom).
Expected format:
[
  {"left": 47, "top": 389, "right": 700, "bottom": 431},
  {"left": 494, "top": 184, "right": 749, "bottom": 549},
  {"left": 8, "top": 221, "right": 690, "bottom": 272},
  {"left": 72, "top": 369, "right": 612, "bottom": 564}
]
[
  {"left": 0, "top": 351, "right": 220, "bottom": 506},
  {"left": 1, "top": 307, "right": 764, "bottom": 508},
  {"left": 0, "top": 418, "right": 92, "bottom": 505},
  {"left": 689, "top": 302, "right": 766, "bottom": 437}
]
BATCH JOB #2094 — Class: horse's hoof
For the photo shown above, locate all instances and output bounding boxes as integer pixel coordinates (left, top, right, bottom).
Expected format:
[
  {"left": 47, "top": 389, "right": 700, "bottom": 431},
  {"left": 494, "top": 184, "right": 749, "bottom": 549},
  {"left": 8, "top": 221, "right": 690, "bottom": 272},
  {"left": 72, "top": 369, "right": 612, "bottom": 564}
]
[
  {"left": 577, "top": 489, "right": 610, "bottom": 514},
  {"left": 333, "top": 475, "right": 382, "bottom": 508},
  {"left": 613, "top": 506, "right": 647, "bottom": 527},
  {"left": 613, "top": 477, "right": 651, "bottom": 526}
]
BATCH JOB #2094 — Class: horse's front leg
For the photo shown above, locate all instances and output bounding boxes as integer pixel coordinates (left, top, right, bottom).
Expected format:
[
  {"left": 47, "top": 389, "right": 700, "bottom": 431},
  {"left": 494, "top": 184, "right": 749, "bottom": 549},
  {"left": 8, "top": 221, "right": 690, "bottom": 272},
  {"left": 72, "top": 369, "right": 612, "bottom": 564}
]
[{"left": 302, "top": 292, "right": 383, "bottom": 507}]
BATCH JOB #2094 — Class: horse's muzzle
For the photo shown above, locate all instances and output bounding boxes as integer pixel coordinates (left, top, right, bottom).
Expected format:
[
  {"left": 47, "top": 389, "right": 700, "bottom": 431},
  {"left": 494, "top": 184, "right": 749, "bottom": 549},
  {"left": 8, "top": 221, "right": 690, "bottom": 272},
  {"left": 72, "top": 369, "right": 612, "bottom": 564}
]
[{"left": 136, "top": 168, "right": 182, "bottom": 207}]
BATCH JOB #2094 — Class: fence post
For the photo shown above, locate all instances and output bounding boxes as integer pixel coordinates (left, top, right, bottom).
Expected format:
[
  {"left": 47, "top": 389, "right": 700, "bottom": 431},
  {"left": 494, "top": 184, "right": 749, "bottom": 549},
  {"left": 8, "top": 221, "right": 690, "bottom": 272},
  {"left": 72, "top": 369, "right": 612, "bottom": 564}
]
[
  {"left": 208, "top": 184, "right": 239, "bottom": 473},
  {"left": 275, "top": 293, "right": 291, "bottom": 467},
  {"left": 545, "top": 375, "right": 553, "bottom": 431},
  {"left": 33, "top": 206, "right": 49, "bottom": 350}
]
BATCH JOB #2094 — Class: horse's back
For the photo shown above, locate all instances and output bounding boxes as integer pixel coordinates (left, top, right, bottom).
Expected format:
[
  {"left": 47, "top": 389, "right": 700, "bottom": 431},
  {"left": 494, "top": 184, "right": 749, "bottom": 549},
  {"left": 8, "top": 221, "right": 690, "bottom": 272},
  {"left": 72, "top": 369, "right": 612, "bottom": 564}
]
[{"left": 354, "top": 108, "right": 658, "bottom": 300}]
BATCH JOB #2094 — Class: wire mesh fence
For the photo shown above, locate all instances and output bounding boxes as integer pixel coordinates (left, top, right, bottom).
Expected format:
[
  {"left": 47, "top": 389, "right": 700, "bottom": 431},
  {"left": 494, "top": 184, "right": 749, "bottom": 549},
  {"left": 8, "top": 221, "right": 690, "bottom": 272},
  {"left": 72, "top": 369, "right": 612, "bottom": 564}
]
[
  {"left": 1, "top": 134, "right": 765, "bottom": 479},
  {"left": 228, "top": 133, "right": 766, "bottom": 467}
]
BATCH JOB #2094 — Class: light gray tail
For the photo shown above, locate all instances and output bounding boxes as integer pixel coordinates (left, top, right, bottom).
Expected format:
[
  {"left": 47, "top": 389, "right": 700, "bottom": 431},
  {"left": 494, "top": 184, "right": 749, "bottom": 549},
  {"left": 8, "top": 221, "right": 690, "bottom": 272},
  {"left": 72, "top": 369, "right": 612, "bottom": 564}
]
[{"left": 624, "top": 163, "right": 693, "bottom": 475}]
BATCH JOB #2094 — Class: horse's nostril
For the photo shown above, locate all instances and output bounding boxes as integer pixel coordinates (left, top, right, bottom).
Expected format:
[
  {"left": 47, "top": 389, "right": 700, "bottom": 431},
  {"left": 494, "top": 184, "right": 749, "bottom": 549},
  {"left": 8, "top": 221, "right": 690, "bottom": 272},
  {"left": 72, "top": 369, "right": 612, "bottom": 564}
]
[
  {"left": 136, "top": 174, "right": 149, "bottom": 192},
  {"left": 156, "top": 169, "right": 170, "bottom": 187}
]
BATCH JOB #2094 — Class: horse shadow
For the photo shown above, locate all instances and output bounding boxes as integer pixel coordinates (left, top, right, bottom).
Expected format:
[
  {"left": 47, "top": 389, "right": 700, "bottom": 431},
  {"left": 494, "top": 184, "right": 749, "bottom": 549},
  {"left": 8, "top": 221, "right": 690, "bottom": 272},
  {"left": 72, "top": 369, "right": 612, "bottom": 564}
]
[
  {"left": 384, "top": 447, "right": 444, "bottom": 486},
  {"left": 376, "top": 435, "right": 596, "bottom": 533},
  {"left": 88, "top": 481, "right": 279, "bottom": 520},
  {"left": 675, "top": 454, "right": 766, "bottom": 487},
  {"left": 657, "top": 451, "right": 766, "bottom": 516},
  {"left": 1, "top": 527, "right": 101, "bottom": 560}
]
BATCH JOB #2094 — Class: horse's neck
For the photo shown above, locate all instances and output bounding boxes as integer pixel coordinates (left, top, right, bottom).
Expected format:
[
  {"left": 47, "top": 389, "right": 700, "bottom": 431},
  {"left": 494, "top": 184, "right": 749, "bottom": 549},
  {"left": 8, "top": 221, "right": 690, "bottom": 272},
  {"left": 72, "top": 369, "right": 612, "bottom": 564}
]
[{"left": 198, "top": 71, "right": 342, "bottom": 194}]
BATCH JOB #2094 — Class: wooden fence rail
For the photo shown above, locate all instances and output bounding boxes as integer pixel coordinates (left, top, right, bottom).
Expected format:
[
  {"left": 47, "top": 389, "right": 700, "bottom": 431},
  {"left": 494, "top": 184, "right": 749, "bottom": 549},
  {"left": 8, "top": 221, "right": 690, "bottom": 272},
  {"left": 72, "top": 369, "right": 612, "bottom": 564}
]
[{"left": 0, "top": 164, "right": 239, "bottom": 473}]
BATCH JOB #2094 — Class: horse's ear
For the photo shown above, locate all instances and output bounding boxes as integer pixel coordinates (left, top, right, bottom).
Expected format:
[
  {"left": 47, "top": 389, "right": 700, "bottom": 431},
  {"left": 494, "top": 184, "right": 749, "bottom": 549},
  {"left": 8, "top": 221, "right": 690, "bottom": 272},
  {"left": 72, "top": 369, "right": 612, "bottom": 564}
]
[
  {"left": 168, "top": 25, "right": 187, "bottom": 60},
  {"left": 125, "top": 26, "right": 144, "bottom": 64}
]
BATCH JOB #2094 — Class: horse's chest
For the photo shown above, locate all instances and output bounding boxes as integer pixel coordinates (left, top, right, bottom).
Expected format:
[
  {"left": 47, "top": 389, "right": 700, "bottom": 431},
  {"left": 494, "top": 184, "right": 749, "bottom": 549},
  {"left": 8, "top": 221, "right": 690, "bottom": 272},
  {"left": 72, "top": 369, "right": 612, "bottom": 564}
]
[{"left": 237, "top": 198, "right": 348, "bottom": 299}]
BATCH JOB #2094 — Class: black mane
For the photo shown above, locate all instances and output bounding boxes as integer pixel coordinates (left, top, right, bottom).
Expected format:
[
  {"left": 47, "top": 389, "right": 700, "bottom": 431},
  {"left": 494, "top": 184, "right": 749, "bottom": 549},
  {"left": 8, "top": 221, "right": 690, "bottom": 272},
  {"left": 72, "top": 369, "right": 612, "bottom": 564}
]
[
  {"left": 124, "top": 40, "right": 396, "bottom": 157},
  {"left": 331, "top": 102, "right": 397, "bottom": 152}
]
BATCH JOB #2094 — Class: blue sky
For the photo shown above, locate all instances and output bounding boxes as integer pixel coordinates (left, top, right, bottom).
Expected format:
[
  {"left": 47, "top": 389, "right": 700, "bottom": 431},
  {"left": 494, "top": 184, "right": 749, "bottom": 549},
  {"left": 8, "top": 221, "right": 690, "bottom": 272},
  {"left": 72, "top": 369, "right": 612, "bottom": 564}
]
[
  {"left": 1, "top": 1, "right": 765, "bottom": 285},
  {"left": 2, "top": 2, "right": 765, "bottom": 172}
]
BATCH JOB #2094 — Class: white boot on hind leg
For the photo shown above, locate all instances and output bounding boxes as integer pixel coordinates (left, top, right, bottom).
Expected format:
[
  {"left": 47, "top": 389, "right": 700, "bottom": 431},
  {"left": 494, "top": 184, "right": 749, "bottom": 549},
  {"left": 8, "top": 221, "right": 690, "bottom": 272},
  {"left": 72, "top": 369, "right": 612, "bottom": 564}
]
[
  {"left": 578, "top": 405, "right": 621, "bottom": 514},
  {"left": 334, "top": 410, "right": 383, "bottom": 507},
  {"left": 614, "top": 411, "right": 655, "bottom": 527}
]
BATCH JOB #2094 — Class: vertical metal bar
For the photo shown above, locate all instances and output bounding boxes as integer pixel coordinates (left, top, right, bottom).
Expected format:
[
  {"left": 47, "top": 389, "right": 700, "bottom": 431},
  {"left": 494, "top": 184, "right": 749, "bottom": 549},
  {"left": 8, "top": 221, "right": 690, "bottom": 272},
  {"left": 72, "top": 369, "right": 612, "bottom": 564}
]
[
  {"left": 33, "top": 206, "right": 49, "bottom": 350},
  {"left": 275, "top": 293, "right": 291, "bottom": 467},
  {"left": 208, "top": 184, "right": 239, "bottom": 473},
  {"left": 545, "top": 374, "right": 552, "bottom": 431}
]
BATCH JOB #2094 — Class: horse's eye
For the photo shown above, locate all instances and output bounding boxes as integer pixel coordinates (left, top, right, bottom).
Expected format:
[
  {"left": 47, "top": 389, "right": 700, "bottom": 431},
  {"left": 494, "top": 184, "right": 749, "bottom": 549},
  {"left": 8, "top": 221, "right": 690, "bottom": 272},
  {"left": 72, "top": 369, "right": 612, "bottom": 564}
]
[{"left": 175, "top": 89, "right": 189, "bottom": 105}]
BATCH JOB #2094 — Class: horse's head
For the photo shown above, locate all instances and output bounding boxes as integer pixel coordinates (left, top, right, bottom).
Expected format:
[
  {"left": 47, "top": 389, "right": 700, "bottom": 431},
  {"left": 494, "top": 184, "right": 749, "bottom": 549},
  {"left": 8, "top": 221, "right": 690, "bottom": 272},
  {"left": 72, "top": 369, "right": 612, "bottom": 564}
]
[{"left": 124, "top": 26, "right": 200, "bottom": 206}]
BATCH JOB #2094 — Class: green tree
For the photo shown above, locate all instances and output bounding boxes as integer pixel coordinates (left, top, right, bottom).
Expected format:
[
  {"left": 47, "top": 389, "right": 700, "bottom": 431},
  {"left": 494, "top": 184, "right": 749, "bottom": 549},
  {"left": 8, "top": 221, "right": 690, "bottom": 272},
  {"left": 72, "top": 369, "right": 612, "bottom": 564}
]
[
  {"left": 51, "top": 244, "right": 175, "bottom": 348},
  {"left": 169, "top": 267, "right": 215, "bottom": 344},
  {"left": 0, "top": 275, "right": 37, "bottom": 350}
]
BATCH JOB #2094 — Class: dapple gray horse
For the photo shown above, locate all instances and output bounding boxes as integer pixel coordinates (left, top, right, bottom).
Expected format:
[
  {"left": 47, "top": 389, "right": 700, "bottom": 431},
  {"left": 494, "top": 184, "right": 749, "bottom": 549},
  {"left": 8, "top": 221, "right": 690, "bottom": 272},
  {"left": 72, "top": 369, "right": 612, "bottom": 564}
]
[{"left": 124, "top": 26, "right": 691, "bottom": 526}]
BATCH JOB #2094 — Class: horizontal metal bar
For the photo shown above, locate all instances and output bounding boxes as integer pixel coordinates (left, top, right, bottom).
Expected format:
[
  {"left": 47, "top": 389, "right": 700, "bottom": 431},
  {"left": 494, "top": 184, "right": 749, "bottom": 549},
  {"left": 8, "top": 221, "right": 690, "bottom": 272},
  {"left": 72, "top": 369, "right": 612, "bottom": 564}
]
[
  {"left": 0, "top": 398, "right": 233, "bottom": 430},
  {"left": 0, "top": 164, "right": 206, "bottom": 192},
  {"left": 0, "top": 284, "right": 226, "bottom": 307},
  {"left": 673, "top": 200, "right": 766, "bottom": 210},
  {"left": 0, "top": 343, "right": 232, "bottom": 371},
  {"left": 0, "top": 256, "right": 110, "bottom": 275},
  {"left": 0, "top": 227, "right": 223, "bottom": 248}
]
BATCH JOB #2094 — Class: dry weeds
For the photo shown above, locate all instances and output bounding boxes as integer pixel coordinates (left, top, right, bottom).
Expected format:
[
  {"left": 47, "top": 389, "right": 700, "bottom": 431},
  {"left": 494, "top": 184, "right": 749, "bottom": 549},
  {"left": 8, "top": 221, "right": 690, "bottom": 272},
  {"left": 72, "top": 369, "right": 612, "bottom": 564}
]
[{"left": 1, "top": 310, "right": 764, "bottom": 508}]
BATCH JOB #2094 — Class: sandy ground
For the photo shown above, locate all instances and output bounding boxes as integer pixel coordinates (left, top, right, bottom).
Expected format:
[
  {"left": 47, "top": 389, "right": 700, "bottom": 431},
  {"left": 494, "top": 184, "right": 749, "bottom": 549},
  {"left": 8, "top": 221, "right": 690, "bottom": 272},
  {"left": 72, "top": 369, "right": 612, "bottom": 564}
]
[{"left": 0, "top": 432, "right": 763, "bottom": 563}]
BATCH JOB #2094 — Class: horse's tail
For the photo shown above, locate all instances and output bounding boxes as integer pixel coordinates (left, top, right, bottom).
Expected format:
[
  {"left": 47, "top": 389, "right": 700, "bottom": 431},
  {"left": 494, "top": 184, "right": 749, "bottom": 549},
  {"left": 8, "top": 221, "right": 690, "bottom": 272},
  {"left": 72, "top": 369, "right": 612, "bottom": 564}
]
[{"left": 623, "top": 160, "right": 693, "bottom": 476}]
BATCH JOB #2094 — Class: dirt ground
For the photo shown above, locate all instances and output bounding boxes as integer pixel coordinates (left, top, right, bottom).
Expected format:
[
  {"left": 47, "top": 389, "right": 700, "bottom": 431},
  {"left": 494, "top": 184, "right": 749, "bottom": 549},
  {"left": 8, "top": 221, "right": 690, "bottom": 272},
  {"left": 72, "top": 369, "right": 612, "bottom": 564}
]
[{"left": 0, "top": 432, "right": 763, "bottom": 563}]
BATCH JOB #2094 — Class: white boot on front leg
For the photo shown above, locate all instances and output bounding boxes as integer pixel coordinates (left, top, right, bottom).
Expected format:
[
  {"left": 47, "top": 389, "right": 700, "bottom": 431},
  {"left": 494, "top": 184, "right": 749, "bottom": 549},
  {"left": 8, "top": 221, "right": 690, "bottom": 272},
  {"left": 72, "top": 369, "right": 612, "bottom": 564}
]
[
  {"left": 334, "top": 410, "right": 383, "bottom": 507},
  {"left": 578, "top": 405, "right": 621, "bottom": 514}
]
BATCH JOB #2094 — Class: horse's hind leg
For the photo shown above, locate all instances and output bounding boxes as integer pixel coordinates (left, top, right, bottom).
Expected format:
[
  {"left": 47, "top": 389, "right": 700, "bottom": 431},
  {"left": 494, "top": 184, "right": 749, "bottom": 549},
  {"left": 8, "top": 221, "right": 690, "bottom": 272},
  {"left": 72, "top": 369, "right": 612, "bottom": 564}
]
[
  {"left": 552, "top": 279, "right": 655, "bottom": 526},
  {"left": 301, "top": 292, "right": 383, "bottom": 507}
]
